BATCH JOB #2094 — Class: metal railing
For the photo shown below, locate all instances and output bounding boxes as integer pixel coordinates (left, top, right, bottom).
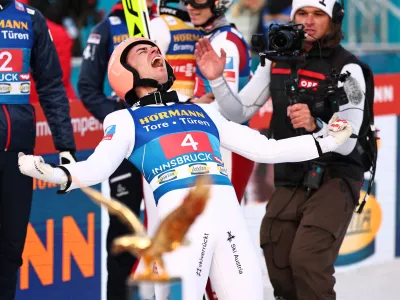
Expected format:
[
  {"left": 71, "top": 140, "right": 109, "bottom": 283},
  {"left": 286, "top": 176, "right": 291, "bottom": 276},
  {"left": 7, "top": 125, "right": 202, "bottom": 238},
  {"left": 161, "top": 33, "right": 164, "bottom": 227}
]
[{"left": 344, "top": 0, "right": 400, "bottom": 53}]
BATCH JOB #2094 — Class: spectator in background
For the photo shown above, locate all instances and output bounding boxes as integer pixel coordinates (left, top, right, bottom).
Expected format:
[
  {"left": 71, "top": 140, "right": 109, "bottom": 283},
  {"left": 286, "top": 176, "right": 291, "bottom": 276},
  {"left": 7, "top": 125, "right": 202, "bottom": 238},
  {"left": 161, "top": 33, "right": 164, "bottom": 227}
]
[
  {"left": 256, "top": 0, "right": 292, "bottom": 42},
  {"left": 236, "top": 0, "right": 291, "bottom": 207},
  {"left": 230, "top": 0, "right": 264, "bottom": 18},
  {"left": 150, "top": 0, "right": 200, "bottom": 98},
  {"left": 25, "top": 0, "right": 87, "bottom": 100},
  {"left": 147, "top": 0, "right": 158, "bottom": 19},
  {"left": 28, "top": 0, "right": 101, "bottom": 56}
]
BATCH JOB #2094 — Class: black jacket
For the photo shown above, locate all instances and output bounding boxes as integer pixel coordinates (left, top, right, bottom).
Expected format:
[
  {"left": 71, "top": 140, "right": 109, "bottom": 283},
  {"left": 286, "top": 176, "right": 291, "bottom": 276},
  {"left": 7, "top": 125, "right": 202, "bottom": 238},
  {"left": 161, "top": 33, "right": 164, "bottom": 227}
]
[
  {"left": 270, "top": 45, "right": 366, "bottom": 186},
  {"left": 77, "top": 2, "right": 127, "bottom": 123}
]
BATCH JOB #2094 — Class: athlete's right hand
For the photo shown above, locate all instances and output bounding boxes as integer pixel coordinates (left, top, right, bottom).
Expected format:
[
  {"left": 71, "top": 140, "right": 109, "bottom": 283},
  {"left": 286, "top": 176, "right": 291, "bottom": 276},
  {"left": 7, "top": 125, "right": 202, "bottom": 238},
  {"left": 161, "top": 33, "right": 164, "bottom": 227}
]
[
  {"left": 195, "top": 38, "right": 226, "bottom": 81},
  {"left": 18, "top": 153, "right": 68, "bottom": 184}
]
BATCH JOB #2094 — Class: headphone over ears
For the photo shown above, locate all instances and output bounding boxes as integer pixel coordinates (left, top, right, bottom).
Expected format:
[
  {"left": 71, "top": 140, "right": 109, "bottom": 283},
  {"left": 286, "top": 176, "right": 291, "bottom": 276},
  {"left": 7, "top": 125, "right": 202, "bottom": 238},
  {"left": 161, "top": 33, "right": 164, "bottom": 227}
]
[{"left": 332, "top": 0, "right": 345, "bottom": 24}]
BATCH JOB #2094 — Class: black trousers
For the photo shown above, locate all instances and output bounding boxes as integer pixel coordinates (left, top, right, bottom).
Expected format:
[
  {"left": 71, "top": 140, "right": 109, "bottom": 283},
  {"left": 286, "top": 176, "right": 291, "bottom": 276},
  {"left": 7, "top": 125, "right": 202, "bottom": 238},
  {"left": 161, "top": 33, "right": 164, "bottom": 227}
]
[
  {"left": 107, "top": 159, "right": 143, "bottom": 300},
  {"left": 0, "top": 152, "right": 33, "bottom": 300}
]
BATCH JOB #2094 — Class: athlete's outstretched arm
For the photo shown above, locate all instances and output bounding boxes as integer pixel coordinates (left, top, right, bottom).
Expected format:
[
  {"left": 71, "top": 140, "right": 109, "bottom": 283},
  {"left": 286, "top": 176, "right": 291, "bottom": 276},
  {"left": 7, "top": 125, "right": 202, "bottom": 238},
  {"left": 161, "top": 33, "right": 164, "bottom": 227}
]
[
  {"left": 19, "top": 110, "right": 135, "bottom": 192},
  {"left": 196, "top": 38, "right": 270, "bottom": 123},
  {"left": 200, "top": 104, "right": 352, "bottom": 164}
]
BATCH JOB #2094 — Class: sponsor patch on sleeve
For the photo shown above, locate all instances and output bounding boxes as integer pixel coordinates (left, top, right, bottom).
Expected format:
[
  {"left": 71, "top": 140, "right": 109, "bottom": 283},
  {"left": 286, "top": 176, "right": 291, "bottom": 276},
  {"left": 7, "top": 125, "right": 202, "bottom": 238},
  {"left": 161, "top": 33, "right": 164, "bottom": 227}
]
[
  {"left": 88, "top": 33, "right": 101, "bottom": 45},
  {"left": 223, "top": 70, "right": 236, "bottom": 83},
  {"left": 26, "top": 7, "right": 35, "bottom": 15},
  {"left": 15, "top": 1, "right": 25, "bottom": 11},
  {"left": 109, "top": 16, "right": 121, "bottom": 25},
  {"left": 224, "top": 56, "right": 234, "bottom": 70},
  {"left": 103, "top": 125, "right": 116, "bottom": 140}
]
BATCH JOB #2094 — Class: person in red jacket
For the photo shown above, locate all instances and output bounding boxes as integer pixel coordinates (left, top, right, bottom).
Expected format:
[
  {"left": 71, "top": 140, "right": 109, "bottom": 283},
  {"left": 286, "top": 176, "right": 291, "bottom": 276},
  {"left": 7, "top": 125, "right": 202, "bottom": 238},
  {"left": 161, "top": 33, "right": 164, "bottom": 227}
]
[{"left": 30, "top": 19, "right": 77, "bottom": 102}]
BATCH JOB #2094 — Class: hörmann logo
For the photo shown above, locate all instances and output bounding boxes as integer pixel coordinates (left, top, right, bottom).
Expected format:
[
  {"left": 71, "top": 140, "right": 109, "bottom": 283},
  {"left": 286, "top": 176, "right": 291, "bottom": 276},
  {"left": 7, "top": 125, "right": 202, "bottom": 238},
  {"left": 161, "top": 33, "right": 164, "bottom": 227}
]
[
  {"left": 0, "top": 20, "right": 28, "bottom": 30},
  {"left": 173, "top": 33, "right": 201, "bottom": 43},
  {"left": 139, "top": 109, "right": 205, "bottom": 124},
  {"left": 113, "top": 34, "right": 129, "bottom": 44}
]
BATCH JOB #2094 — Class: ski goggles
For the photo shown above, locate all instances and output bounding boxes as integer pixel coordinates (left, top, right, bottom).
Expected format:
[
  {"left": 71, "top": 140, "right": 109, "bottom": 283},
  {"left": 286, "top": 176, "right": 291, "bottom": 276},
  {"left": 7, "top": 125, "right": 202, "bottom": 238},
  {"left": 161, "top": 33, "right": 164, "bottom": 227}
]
[{"left": 182, "top": 0, "right": 213, "bottom": 9}]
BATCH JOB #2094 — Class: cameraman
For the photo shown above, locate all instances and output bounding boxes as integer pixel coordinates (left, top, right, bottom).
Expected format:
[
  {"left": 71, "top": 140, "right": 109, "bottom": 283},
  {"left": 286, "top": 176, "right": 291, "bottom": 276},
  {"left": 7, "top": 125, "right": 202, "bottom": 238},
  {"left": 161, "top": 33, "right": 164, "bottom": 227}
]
[{"left": 195, "top": 0, "right": 373, "bottom": 299}]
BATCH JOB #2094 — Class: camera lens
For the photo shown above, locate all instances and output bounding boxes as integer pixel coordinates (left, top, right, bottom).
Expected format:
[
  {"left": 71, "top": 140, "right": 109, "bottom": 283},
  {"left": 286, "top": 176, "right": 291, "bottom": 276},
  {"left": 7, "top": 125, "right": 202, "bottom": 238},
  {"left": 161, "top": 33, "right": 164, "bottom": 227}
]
[{"left": 271, "top": 31, "right": 293, "bottom": 51}]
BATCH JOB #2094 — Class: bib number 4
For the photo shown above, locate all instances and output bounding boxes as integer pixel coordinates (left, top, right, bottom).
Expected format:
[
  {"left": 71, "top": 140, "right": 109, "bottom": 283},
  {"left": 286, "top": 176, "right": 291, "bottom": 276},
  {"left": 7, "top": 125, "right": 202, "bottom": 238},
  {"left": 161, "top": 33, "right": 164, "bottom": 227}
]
[
  {"left": 181, "top": 133, "right": 199, "bottom": 151},
  {"left": 160, "top": 131, "right": 213, "bottom": 159}
]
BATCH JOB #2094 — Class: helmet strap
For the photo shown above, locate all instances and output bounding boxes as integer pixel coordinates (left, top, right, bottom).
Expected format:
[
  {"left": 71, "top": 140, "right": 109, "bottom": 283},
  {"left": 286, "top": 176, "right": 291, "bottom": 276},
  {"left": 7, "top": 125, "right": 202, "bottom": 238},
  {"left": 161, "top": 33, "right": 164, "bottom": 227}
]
[{"left": 134, "top": 90, "right": 180, "bottom": 107}]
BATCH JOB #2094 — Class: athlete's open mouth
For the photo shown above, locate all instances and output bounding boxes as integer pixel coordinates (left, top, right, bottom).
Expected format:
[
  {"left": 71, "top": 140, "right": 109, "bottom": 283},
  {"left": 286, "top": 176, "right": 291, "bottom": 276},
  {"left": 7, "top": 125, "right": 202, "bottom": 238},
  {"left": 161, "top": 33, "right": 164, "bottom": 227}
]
[{"left": 151, "top": 56, "right": 164, "bottom": 68}]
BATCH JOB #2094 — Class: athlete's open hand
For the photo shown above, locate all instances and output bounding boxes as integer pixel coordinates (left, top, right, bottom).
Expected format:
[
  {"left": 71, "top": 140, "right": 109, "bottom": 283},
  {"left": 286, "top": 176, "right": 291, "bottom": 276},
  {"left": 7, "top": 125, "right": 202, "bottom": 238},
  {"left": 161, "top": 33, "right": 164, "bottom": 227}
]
[{"left": 195, "top": 38, "right": 226, "bottom": 81}]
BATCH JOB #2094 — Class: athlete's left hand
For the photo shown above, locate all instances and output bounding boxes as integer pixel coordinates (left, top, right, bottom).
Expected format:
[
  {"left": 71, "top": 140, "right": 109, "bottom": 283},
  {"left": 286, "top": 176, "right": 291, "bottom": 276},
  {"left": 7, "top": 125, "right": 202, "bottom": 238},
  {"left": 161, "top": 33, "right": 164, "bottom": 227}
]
[{"left": 288, "top": 103, "right": 316, "bottom": 132}]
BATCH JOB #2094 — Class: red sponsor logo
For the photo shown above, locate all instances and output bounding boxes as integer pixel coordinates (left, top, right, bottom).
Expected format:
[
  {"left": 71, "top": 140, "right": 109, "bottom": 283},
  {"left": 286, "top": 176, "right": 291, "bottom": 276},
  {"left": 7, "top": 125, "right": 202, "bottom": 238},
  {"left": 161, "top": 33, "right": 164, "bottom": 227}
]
[
  {"left": 213, "top": 155, "right": 224, "bottom": 165},
  {"left": 170, "top": 59, "right": 196, "bottom": 80},
  {"left": 299, "top": 78, "right": 319, "bottom": 88},
  {"left": 0, "top": 49, "right": 23, "bottom": 73},
  {"left": 34, "top": 99, "right": 103, "bottom": 155},
  {"left": 159, "top": 132, "right": 212, "bottom": 159},
  {"left": 19, "top": 73, "right": 30, "bottom": 80},
  {"left": 223, "top": 71, "right": 235, "bottom": 83}
]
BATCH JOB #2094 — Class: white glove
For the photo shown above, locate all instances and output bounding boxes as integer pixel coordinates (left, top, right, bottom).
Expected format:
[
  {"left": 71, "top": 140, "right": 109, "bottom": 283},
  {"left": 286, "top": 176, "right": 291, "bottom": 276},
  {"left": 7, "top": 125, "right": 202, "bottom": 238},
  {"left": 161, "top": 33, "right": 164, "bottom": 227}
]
[
  {"left": 317, "top": 115, "right": 353, "bottom": 153},
  {"left": 59, "top": 151, "right": 76, "bottom": 190},
  {"left": 18, "top": 153, "right": 68, "bottom": 185},
  {"left": 59, "top": 151, "right": 76, "bottom": 165}
]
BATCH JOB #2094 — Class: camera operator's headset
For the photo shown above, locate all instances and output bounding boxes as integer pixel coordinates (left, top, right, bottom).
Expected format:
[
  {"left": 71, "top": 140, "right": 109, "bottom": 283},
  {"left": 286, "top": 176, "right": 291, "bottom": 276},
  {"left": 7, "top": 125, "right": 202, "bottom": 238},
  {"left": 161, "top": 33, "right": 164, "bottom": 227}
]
[{"left": 332, "top": 0, "right": 345, "bottom": 24}]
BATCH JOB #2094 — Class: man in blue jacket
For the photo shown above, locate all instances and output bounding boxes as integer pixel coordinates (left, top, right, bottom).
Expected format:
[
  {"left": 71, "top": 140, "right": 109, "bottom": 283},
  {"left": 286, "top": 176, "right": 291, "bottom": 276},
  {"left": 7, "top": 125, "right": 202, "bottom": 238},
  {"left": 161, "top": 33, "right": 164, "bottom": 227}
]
[{"left": 0, "top": 1, "right": 76, "bottom": 299}]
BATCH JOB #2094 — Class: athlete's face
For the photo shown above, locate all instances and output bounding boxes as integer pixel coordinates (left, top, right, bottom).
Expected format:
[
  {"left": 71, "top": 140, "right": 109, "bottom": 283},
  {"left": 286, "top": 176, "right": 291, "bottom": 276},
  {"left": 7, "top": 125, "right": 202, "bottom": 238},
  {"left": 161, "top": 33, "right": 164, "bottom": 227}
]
[
  {"left": 294, "top": 7, "right": 331, "bottom": 42},
  {"left": 186, "top": 0, "right": 213, "bottom": 26},
  {"left": 126, "top": 44, "right": 168, "bottom": 84}
]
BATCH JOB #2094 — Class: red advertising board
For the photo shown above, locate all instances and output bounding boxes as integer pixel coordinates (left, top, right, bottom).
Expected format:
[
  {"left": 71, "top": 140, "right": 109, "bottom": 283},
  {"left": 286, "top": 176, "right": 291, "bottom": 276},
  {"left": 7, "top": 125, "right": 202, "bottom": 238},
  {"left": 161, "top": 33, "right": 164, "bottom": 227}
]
[{"left": 34, "top": 99, "right": 103, "bottom": 155}]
